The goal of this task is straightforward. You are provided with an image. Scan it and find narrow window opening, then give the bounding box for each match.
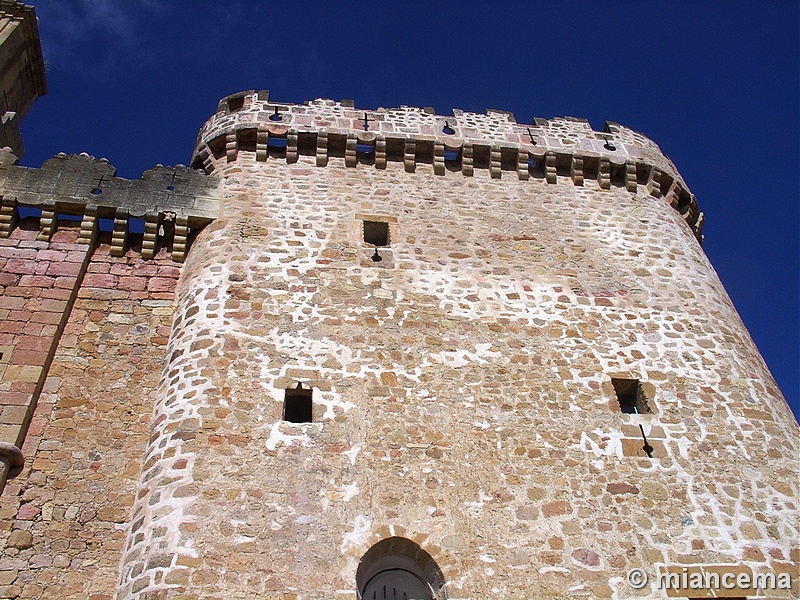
[126,217,145,253]
[610,164,625,187]
[328,134,347,158]
[444,148,461,172]
[636,162,649,184]
[363,220,389,247]
[582,157,600,181]
[56,213,80,222]
[612,378,651,414]
[414,140,434,165]
[602,135,616,151]
[283,383,312,423]
[555,156,571,177]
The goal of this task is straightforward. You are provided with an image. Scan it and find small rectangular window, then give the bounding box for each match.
[612,378,651,414]
[283,384,312,423]
[363,220,389,247]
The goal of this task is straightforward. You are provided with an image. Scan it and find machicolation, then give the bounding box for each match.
[190,90,703,243]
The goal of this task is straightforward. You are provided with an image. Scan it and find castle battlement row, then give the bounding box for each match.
[0,152,219,262]
[190,90,703,240]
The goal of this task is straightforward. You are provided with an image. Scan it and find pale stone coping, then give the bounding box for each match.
[0,154,219,221]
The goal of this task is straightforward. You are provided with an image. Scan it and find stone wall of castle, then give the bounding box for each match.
[0,150,214,599]
[0,222,182,599]
[0,88,797,600]
[112,95,797,599]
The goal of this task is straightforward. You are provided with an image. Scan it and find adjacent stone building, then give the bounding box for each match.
[0,3,797,599]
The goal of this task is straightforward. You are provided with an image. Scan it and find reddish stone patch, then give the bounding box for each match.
[45,261,82,277]
[83,273,117,288]
[16,503,40,520]
[542,500,571,517]
[147,277,177,293]
[607,482,640,495]
[572,547,601,567]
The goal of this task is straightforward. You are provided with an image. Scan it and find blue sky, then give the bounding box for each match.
[19,1,799,421]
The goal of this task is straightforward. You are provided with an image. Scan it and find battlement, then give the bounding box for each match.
[0,152,219,261]
[191,90,703,240]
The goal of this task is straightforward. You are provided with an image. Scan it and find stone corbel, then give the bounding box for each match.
[517,149,529,181]
[545,152,557,184]
[433,141,445,176]
[316,131,328,167]
[597,158,611,190]
[286,129,299,163]
[141,211,159,260]
[225,131,237,163]
[172,214,188,263]
[0,196,17,238]
[404,139,416,173]
[110,207,128,257]
[625,160,638,192]
[76,204,98,247]
[345,133,357,168]
[570,156,584,186]
[36,201,56,241]
[256,128,268,162]
[461,142,473,177]
[490,145,502,179]
[374,136,386,169]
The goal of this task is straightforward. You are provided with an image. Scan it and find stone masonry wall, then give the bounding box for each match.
[118,147,798,599]
[0,222,91,451]
[0,229,181,599]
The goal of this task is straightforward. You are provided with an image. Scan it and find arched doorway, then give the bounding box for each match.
[356,537,446,599]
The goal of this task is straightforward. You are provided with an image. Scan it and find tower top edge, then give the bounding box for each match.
[194,90,676,170]
[189,90,703,242]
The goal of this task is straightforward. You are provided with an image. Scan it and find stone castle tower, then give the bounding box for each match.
[0,3,797,599]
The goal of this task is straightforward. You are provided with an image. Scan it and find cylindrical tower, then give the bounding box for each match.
[117,91,798,599]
